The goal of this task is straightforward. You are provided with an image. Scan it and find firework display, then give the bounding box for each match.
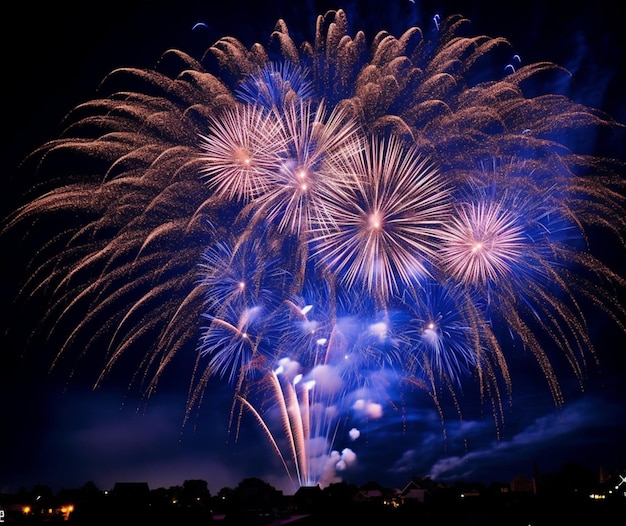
[2,9,625,489]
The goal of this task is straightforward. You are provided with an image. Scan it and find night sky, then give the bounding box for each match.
[1,0,625,496]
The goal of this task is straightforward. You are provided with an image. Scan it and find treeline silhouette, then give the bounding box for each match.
[2,462,624,525]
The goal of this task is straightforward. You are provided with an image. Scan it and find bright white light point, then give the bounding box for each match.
[301,305,313,315]
[297,169,308,191]
[428,322,435,330]
[316,338,327,345]
[242,333,248,339]
[369,212,382,229]
[233,146,252,167]
[238,281,245,289]
[304,380,315,390]
[275,365,284,375]
[294,374,302,385]
[472,242,483,252]
[348,428,360,441]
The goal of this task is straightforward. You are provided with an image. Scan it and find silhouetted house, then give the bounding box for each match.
[109,481,151,517]
[294,485,323,513]
[353,487,385,505]
[399,479,427,504]
[510,475,534,493]
[353,481,399,507]
[454,481,482,499]
[488,481,511,494]
[111,482,150,501]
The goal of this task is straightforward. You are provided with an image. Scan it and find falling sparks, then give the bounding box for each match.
[2,8,625,490]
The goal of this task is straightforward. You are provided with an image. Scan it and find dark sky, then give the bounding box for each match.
[1,0,625,496]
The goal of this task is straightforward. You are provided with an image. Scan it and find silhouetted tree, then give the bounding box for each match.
[322,481,359,503]
[182,479,211,506]
[219,477,282,523]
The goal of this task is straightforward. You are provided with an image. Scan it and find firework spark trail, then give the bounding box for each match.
[2,9,626,489]
[439,199,528,286]
[199,103,288,203]
[401,279,483,386]
[247,100,363,238]
[310,134,450,303]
